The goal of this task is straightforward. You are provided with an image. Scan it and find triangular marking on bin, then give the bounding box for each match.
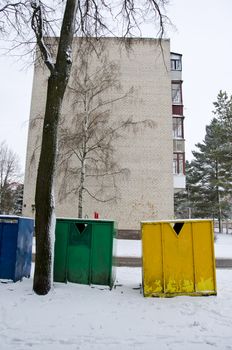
[172,222,184,236]
[75,223,87,234]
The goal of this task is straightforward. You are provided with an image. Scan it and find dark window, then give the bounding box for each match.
[173,153,185,174]
[171,58,182,71]
[173,117,184,138]
[172,105,183,115]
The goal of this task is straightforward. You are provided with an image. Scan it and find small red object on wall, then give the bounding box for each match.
[94,212,99,219]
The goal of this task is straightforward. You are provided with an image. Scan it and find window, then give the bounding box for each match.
[172,82,182,104]
[171,58,182,71]
[173,153,185,174]
[171,53,182,71]
[172,105,183,116]
[173,117,184,138]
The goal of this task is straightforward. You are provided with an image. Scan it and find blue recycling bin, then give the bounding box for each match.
[0,215,34,282]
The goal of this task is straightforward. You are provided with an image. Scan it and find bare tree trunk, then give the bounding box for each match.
[78,99,88,218]
[215,162,222,233]
[218,196,222,233]
[78,158,85,218]
[33,75,65,294]
[33,0,78,295]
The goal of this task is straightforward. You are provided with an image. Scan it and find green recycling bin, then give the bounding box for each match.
[53,218,117,288]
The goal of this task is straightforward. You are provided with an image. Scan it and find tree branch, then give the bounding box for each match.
[83,186,116,203]
[31,2,55,73]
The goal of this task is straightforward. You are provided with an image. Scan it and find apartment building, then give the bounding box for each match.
[23,38,185,229]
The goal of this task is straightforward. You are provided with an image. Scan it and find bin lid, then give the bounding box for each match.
[56,216,115,223]
[141,219,213,224]
[0,215,34,221]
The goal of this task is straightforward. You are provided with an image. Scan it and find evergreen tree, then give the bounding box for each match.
[191,119,229,221]
[213,91,232,200]
[13,184,24,215]
[175,91,232,228]
[213,91,232,135]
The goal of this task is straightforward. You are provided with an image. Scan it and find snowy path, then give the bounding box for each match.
[1,268,232,350]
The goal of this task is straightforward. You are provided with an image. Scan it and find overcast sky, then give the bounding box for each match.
[0,0,232,171]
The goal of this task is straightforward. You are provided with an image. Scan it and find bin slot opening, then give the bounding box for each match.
[171,222,184,236]
[75,223,87,234]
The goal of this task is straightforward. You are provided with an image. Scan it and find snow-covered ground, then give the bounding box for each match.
[214,233,232,259]
[116,232,232,259]
[32,232,232,258]
[1,234,232,350]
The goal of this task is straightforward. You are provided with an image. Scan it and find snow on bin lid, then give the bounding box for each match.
[141,219,213,224]
[0,215,34,222]
[56,216,115,223]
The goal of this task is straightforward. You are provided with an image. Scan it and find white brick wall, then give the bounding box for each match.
[23,38,174,229]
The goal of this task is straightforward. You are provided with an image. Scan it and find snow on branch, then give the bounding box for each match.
[31,1,55,73]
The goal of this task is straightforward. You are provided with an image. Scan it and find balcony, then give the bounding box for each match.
[174,174,186,192]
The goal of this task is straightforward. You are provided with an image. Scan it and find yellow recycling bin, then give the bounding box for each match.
[141,219,217,297]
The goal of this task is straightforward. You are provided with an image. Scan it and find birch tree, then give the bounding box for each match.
[58,43,133,217]
[0,141,21,214]
[59,42,156,217]
[0,0,169,295]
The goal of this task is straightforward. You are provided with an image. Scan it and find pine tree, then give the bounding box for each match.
[13,184,24,215]
[213,91,232,201]
[213,91,232,135]
[175,92,232,229]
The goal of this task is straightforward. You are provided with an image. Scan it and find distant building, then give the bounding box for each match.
[23,38,185,229]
